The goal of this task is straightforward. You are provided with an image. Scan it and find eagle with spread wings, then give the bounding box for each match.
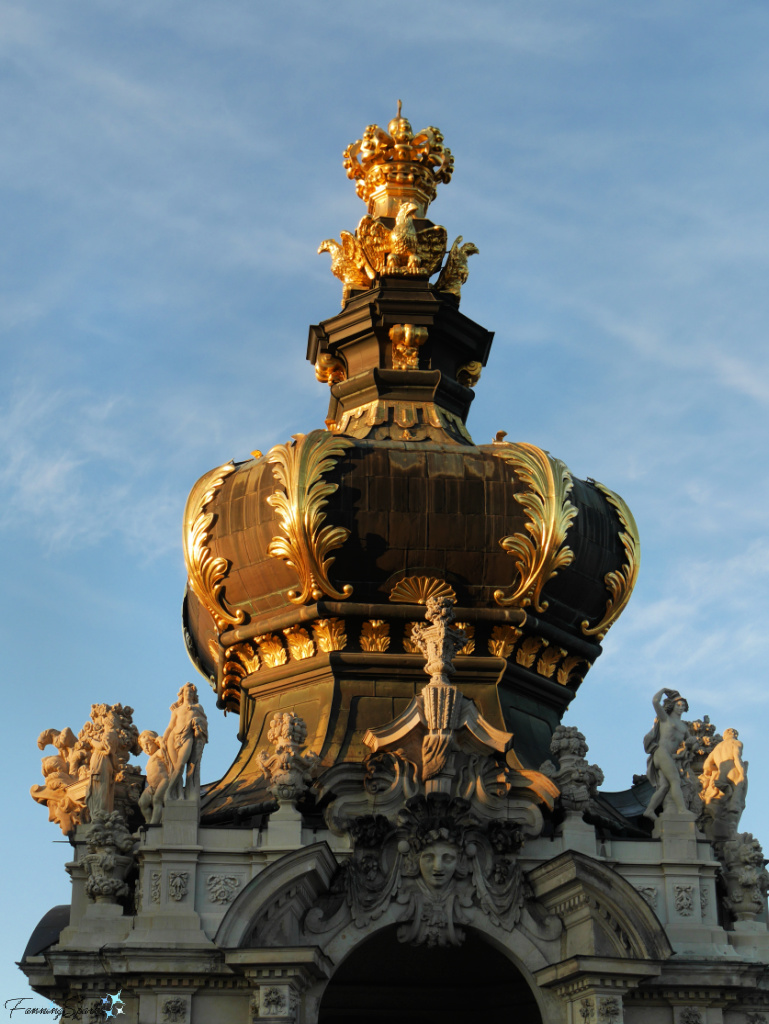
[357,202,447,276]
[319,201,448,300]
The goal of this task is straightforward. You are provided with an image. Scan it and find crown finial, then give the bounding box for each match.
[343,107,454,219]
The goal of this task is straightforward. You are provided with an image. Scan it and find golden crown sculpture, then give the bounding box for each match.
[320,103,477,306]
[343,100,454,219]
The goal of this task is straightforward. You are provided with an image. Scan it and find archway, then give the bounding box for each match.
[318,926,543,1024]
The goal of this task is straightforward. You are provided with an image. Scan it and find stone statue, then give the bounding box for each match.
[163,683,209,801]
[721,832,769,923]
[698,728,748,841]
[32,703,141,833]
[539,725,604,813]
[85,705,121,817]
[138,730,171,825]
[30,756,82,834]
[643,688,691,819]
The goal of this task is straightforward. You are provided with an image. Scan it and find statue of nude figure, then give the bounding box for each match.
[138,730,170,824]
[643,688,691,819]
[163,683,208,802]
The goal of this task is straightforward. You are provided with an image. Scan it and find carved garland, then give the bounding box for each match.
[491,442,578,612]
[266,430,355,604]
[581,480,640,641]
[182,462,247,633]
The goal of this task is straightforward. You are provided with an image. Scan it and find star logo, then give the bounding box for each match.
[103,991,125,1019]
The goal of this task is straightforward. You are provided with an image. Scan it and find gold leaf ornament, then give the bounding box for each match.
[183,462,247,633]
[360,620,391,652]
[266,431,355,605]
[492,443,578,612]
[389,576,456,605]
[312,618,348,652]
[581,481,640,641]
[487,625,521,659]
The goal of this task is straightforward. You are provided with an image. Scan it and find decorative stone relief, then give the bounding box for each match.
[168,871,189,902]
[150,870,161,903]
[539,725,604,813]
[307,793,526,948]
[674,884,694,917]
[257,712,321,803]
[597,997,623,1023]
[700,886,709,917]
[409,596,474,779]
[578,997,596,1022]
[261,987,287,1016]
[679,1010,704,1024]
[635,885,658,910]
[31,703,141,833]
[161,997,188,1023]
[83,811,135,903]
[206,874,241,905]
[318,598,558,841]
[721,833,769,923]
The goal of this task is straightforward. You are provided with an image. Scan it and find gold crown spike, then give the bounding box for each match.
[343,101,454,219]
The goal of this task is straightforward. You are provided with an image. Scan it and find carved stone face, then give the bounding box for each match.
[418,841,458,890]
[139,733,159,756]
[180,683,198,704]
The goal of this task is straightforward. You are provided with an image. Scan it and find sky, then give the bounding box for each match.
[2,0,769,1004]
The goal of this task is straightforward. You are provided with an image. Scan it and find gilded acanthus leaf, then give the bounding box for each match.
[491,442,578,612]
[360,620,390,652]
[536,645,566,679]
[255,633,287,669]
[454,622,475,655]
[390,576,456,605]
[556,655,586,687]
[581,481,640,641]
[183,461,247,633]
[312,618,348,653]
[266,430,354,605]
[283,626,315,661]
[516,636,545,669]
[487,624,521,659]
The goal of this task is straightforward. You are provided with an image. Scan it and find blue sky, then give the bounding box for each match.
[3,0,769,1002]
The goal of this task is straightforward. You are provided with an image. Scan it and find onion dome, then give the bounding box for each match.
[182,106,639,817]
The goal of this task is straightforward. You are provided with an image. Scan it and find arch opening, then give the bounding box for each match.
[318,926,544,1024]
